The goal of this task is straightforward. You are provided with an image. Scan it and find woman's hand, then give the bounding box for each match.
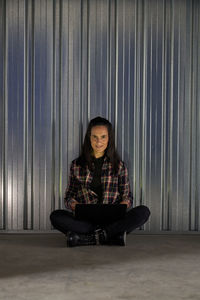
[71,200,79,211]
[120,201,128,207]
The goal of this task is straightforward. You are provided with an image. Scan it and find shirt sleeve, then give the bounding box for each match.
[118,162,133,208]
[64,161,79,210]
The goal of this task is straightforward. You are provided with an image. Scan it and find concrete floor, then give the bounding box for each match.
[0,234,200,300]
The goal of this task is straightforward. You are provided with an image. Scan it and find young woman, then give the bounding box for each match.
[50,116,150,247]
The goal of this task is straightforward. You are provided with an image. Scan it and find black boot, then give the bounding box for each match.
[98,229,126,246]
[109,232,126,246]
[66,231,96,247]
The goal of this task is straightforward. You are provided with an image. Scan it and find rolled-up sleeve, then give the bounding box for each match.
[118,162,133,208]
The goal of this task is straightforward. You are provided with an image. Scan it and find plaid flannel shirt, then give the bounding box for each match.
[64,156,133,211]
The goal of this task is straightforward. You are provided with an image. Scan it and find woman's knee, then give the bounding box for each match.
[50,209,68,223]
[133,205,151,219]
[141,205,150,218]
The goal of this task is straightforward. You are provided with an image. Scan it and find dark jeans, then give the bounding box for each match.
[50,205,150,238]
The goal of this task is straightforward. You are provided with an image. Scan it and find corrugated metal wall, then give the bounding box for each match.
[0,0,200,232]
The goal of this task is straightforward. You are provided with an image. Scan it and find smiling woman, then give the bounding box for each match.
[90,126,109,158]
[50,116,150,247]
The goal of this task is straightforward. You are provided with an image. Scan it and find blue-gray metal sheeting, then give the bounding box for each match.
[0,0,200,232]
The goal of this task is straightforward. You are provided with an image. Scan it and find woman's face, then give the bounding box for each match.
[90,125,109,158]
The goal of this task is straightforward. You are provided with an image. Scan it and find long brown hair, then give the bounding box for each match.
[77,116,120,173]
